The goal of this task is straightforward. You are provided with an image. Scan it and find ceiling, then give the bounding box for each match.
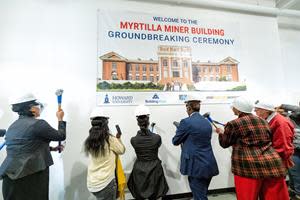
[214,0,300,10]
[276,0,300,10]
[129,0,300,19]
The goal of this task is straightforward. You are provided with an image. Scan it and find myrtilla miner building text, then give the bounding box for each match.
[100,45,239,85]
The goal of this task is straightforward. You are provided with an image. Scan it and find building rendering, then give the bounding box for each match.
[192,57,239,82]
[99,45,239,84]
[157,45,193,85]
[100,52,159,82]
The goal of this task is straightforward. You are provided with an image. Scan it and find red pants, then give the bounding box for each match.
[234,175,289,200]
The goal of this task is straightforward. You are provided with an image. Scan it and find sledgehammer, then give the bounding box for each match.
[55,89,64,153]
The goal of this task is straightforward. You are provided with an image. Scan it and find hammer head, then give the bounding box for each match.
[202,112,210,118]
[55,89,64,105]
[0,129,6,137]
[202,112,214,123]
[173,121,179,128]
[151,122,156,127]
[55,89,64,96]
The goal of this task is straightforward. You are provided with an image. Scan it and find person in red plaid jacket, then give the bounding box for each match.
[216,96,289,200]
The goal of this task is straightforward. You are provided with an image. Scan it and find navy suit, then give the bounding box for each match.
[172,112,219,200]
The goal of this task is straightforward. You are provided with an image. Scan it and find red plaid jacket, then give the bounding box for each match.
[219,113,286,178]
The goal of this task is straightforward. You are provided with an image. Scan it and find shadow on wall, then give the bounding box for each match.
[155,124,181,180]
[64,162,94,200]
[226,147,234,187]
[160,143,181,180]
[49,153,65,200]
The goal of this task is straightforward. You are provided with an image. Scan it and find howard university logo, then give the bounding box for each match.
[104,94,110,104]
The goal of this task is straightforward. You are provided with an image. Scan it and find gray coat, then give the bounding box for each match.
[0,116,66,179]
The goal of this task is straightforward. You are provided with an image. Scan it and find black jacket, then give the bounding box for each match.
[0,116,66,179]
[128,130,169,199]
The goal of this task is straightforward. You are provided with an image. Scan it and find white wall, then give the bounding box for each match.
[0,0,298,199]
[278,17,300,105]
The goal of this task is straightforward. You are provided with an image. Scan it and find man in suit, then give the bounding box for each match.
[172,96,219,200]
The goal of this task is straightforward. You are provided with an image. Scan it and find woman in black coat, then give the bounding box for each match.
[0,93,66,200]
[128,105,169,200]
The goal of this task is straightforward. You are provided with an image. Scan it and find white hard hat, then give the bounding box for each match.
[11,93,37,105]
[231,96,253,113]
[254,100,275,112]
[184,94,201,103]
[134,105,150,116]
[90,107,109,119]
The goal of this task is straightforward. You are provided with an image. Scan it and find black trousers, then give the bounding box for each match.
[2,167,49,200]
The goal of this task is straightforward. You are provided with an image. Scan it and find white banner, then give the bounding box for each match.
[96,91,246,106]
[97,10,245,105]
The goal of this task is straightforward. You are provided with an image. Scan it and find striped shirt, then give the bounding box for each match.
[219,113,286,178]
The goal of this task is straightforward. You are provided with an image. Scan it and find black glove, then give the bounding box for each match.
[173,121,179,128]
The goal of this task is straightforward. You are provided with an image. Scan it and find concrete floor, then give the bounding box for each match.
[125,192,236,200]
[174,192,236,200]
[208,192,236,200]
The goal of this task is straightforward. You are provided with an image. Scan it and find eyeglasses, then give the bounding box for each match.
[31,104,44,113]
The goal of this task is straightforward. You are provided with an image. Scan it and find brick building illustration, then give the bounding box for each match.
[99,45,239,84]
[100,52,159,82]
[192,57,239,82]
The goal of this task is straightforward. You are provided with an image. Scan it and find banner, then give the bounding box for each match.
[97,10,246,105]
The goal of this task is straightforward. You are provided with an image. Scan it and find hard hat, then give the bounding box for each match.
[231,96,253,113]
[11,93,38,105]
[184,94,201,103]
[134,105,150,116]
[254,100,275,112]
[90,107,109,119]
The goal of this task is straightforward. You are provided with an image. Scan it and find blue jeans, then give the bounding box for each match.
[92,179,116,200]
[289,153,300,195]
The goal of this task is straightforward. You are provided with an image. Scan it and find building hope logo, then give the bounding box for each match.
[145,93,167,104]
